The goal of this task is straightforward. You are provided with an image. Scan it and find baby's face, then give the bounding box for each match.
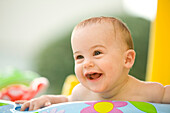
[71,22,126,93]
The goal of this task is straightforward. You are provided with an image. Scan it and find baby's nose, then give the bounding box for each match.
[83,60,94,68]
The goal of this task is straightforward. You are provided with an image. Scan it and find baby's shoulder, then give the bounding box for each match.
[144,82,164,92]
[72,83,87,93]
[70,83,90,101]
[143,82,165,102]
[129,76,164,94]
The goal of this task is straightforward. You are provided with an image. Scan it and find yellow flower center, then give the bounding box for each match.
[94,102,114,113]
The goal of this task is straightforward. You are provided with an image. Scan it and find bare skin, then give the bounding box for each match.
[16,76,170,111]
[70,76,166,103]
[16,18,170,111]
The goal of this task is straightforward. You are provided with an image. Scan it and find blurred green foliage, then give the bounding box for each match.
[0,68,40,90]
[33,15,150,94]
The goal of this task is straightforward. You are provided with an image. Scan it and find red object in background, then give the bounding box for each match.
[0,77,49,101]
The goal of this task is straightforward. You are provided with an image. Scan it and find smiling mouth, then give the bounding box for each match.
[86,73,102,80]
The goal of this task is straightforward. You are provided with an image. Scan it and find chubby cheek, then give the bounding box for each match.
[100,59,116,72]
[100,59,122,78]
[74,64,84,81]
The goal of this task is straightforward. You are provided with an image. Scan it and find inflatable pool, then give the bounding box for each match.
[0,100,170,113]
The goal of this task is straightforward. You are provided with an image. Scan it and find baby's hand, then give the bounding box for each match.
[15,95,52,111]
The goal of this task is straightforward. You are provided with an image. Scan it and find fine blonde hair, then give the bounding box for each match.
[73,16,134,50]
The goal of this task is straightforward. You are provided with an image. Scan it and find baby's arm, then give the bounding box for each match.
[162,85,170,103]
[15,95,68,111]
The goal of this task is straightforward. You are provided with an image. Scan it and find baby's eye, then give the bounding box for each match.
[76,55,84,59]
[94,51,102,56]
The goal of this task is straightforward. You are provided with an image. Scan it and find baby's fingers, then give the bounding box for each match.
[33,104,41,111]
[28,103,34,111]
[15,100,27,104]
[44,101,52,107]
[20,102,30,111]
[29,101,51,111]
[28,102,41,111]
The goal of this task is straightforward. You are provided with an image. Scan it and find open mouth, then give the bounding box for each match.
[86,73,102,80]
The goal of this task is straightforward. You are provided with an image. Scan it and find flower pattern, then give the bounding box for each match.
[42,108,65,113]
[81,100,128,113]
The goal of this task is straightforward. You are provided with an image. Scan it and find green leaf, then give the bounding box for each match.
[130,101,157,113]
[0,103,9,106]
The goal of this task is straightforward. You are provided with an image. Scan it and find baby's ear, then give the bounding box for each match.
[123,49,136,69]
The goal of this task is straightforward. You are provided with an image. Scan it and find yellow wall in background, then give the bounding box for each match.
[146,0,170,85]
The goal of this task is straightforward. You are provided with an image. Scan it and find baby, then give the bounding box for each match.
[16,17,170,111]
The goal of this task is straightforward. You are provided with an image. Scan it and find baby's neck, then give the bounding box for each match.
[96,75,131,100]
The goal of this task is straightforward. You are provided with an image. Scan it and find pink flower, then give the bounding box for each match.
[81,100,128,113]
